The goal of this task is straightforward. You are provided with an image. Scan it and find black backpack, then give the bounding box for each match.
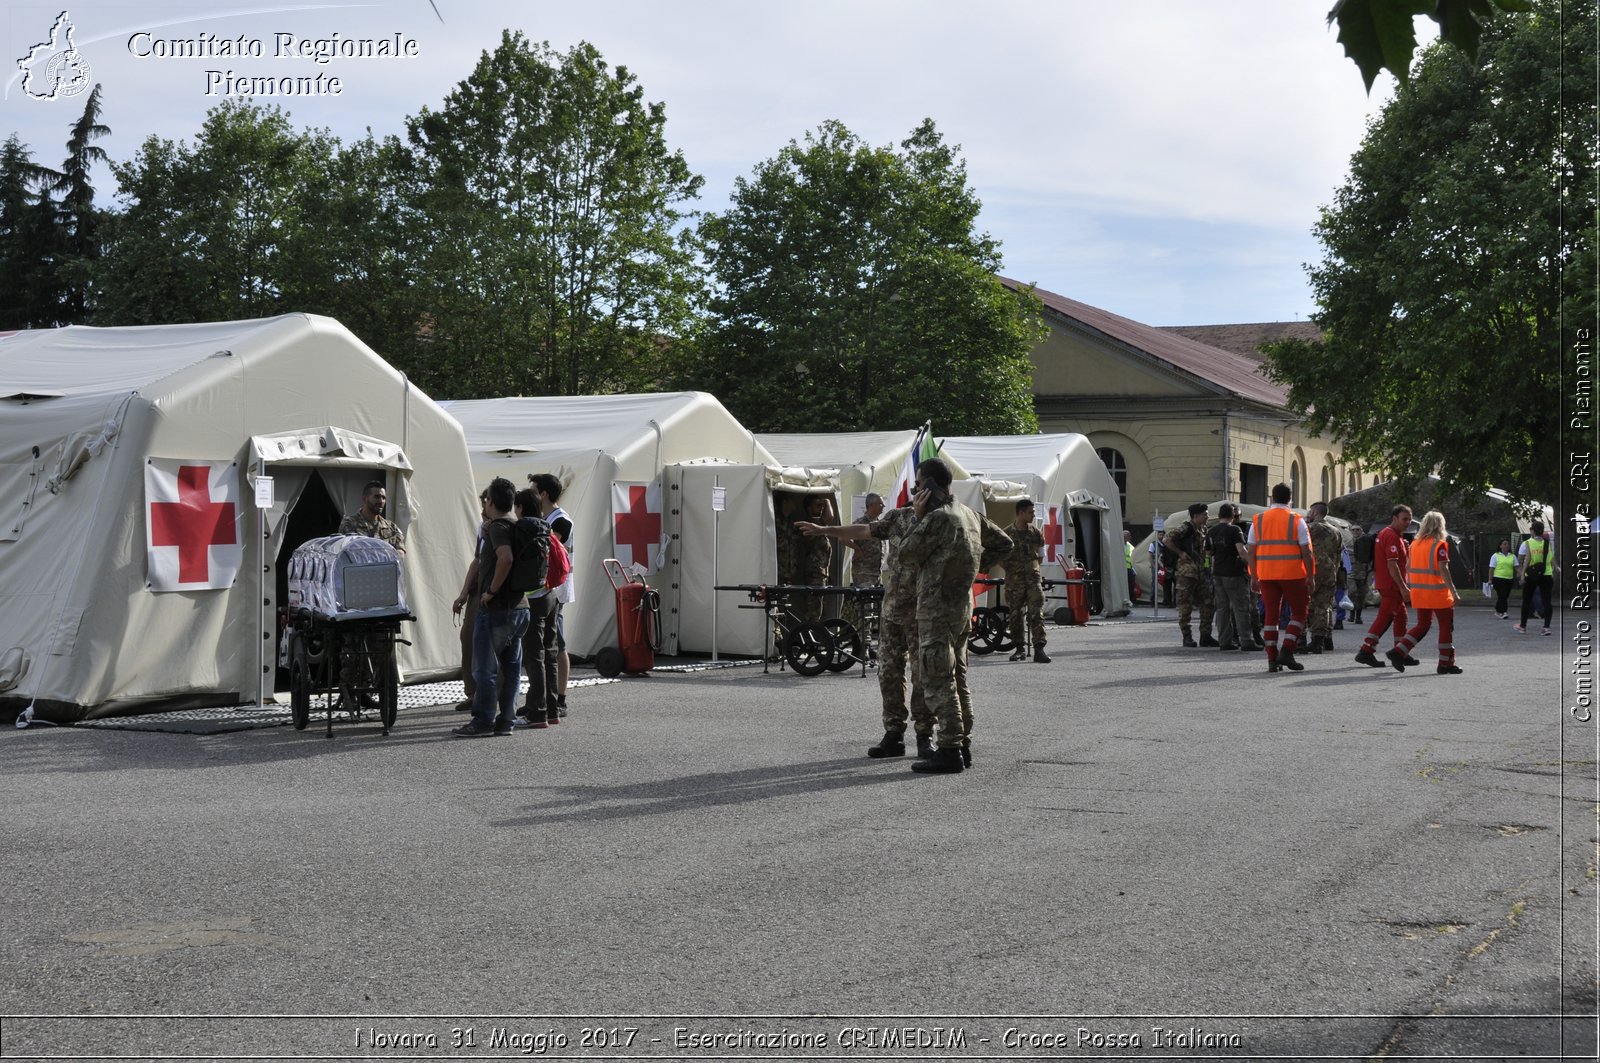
[507,515,551,594]
[1353,532,1375,566]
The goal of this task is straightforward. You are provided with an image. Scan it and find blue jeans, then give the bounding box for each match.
[472,605,529,727]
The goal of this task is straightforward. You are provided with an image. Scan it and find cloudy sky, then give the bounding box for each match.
[2,0,1410,326]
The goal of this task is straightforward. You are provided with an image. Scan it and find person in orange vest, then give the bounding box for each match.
[1385,510,1461,673]
[1246,482,1316,672]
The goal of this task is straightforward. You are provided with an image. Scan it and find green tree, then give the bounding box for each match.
[0,135,63,328]
[45,83,110,322]
[1265,0,1592,505]
[1330,0,1532,91]
[684,119,1041,435]
[405,33,705,398]
[96,101,343,324]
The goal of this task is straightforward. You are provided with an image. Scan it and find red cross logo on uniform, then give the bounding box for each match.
[1042,505,1064,563]
[614,484,662,568]
[150,464,237,584]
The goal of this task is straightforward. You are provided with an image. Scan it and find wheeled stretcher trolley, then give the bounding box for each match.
[281,535,413,737]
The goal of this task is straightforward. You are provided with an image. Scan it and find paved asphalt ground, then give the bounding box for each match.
[2,603,1596,1062]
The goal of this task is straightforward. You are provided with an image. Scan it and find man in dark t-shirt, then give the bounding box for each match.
[1207,503,1252,651]
[451,477,529,736]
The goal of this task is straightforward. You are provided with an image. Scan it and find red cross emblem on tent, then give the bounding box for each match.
[612,482,664,571]
[1042,504,1064,563]
[145,460,241,590]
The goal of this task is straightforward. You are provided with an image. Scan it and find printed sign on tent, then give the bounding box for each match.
[612,480,668,572]
[145,458,242,591]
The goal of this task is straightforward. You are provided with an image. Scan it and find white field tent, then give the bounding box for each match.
[0,315,477,723]
[937,434,1131,616]
[442,393,840,659]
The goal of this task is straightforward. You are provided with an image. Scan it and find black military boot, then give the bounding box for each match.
[915,733,934,759]
[1033,646,1051,663]
[1323,634,1335,651]
[960,740,972,767]
[1308,637,1323,654]
[1008,645,1027,661]
[911,746,964,774]
[1199,633,1219,647]
[866,731,906,758]
[1181,629,1197,648]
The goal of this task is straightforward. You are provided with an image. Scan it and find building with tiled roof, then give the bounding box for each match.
[1007,279,1362,538]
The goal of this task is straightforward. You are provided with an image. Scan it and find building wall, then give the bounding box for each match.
[1029,326,1194,397]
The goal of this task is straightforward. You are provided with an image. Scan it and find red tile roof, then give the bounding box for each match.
[1161,321,1324,360]
[1004,278,1290,409]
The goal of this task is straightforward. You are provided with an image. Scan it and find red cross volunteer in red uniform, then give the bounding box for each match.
[1246,482,1315,672]
[1355,504,1415,668]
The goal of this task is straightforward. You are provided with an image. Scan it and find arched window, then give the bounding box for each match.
[1097,447,1127,515]
[1320,462,1333,503]
[1289,460,1301,505]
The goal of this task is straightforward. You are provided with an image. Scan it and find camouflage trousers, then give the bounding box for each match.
[1176,571,1214,634]
[878,613,932,737]
[1309,580,1337,640]
[840,581,880,633]
[1004,575,1047,647]
[918,606,973,751]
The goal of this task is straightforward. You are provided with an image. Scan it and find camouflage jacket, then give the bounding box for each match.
[338,512,404,551]
[1309,520,1343,586]
[849,535,883,586]
[897,502,982,624]
[1004,522,1045,579]
[1163,521,1207,576]
[872,506,919,622]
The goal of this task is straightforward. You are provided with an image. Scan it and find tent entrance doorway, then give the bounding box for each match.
[263,466,394,695]
[1069,505,1105,614]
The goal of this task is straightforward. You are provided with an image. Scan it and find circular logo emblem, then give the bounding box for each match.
[44,49,92,98]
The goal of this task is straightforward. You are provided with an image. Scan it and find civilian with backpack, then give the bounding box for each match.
[532,473,575,716]
[451,478,529,737]
[1515,520,1555,635]
[511,488,561,729]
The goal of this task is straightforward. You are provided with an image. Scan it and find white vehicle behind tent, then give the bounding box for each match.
[938,434,1130,617]
[0,315,476,723]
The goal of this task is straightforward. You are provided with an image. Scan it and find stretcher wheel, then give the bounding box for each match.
[289,641,311,731]
[822,619,862,672]
[988,605,1018,652]
[595,646,626,678]
[783,621,834,676]
[1053,607,1073,626]
[970,606,1011,654]
[378,656,398,734]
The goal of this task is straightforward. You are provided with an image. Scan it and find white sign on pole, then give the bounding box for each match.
[711,486,727,512]
[254,475,274,509]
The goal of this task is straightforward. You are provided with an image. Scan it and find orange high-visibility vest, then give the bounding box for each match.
[1408,536,1452,608]
[1251,508,1308,580]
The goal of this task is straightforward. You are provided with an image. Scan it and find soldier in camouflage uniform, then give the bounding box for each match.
[898,458,983,775]
[1002,499,1051,663]
[338,480,406,553]
[1306,501,1343,653]
[1162,503,1216,647]
[841,493,885,633]
[799,499,933,759]
[797,495,835,620]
